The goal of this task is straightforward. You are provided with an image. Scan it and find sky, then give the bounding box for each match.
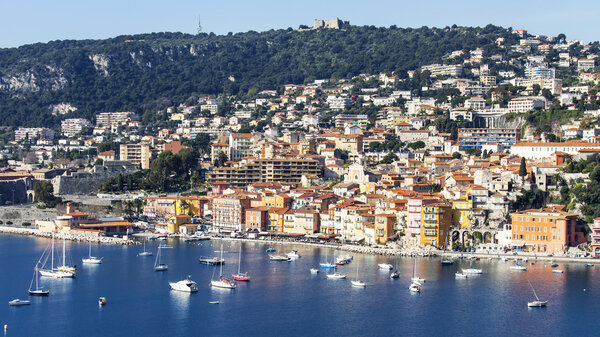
[1,0,599,48]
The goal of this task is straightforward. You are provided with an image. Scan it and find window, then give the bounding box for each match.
[526,234,529,240]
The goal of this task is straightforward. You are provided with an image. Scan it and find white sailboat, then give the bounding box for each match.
[28,263,49,296]
[378,263,393,270]
[527,280,547,307]
[211,245,236,289]
[57,236,76,273]
[154,244,168,271]
[39,233,74,278]
[138,240,153,256]
[411,259,425,284]
[351,259,366,287]
[409,259,422,293]
[462,259,483,274]
[82,242,103,264]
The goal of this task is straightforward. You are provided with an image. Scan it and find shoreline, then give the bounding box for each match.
[0,226,137,245]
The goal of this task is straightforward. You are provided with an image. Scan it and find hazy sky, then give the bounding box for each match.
[1,0,599,48]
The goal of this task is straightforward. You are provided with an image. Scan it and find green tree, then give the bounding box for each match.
[519,157,527,177]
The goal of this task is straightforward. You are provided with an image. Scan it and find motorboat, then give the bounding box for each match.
[584,264,594,267]
[286,250,301,259]
[310,268,320,274]
[335,257,349,265]
[455,272,468,278]
[378,263,393,270]
[320,263,336,268]
[265,247,276,253]
[441,259,454,265]
[198,257,225,265]
[550,263,559,267]
[351,280,366,287]
[510,264,527,271]
[8,299,30,306]
[409,282,421,293]
[82,242,103,264]
[157,236,167,241]
[411,277,425,284]
[326,272,346,279]
[269,255,290,262]
[169,277,199,292]
[209,301,220,304]
[462,267,483,274]
[552,269,564,274]
[390,270,400,279]
[98,297,107,306]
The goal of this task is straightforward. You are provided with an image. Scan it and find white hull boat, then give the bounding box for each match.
[326,273,346,279]
[8,299,30,306]
[310,268,319,274]
[552,269,564,274]
[510,264,527,271]
[211,278,236,289]
[455,272,468,278]
[286,250,301,259]
[82,242,103,264]
[170,277,199,292]
[351,280,366,287]
[409,282,421,293]
[378,263,393,270]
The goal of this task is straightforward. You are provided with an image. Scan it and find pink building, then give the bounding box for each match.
[591,218,600,257]
[406,197,437,238]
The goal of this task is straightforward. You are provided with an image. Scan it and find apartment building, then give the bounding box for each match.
[334,114,368,128]
[96,112,133,127]
[525,67,555,79]
[421,64,464,77]
[510,141,600,159]
[212,194,251,232]
[507,97,546,113]
[458,128,520,149]
[510,206,586,253]
[120,142,151,169]
[420,203,452,249]
[578,59,595,71]
[590,218,600,257]
[14,127,55,142]
[229,133,255,161]
[61,118,91,137]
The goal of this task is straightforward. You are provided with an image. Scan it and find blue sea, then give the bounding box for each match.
[1,234,598,336]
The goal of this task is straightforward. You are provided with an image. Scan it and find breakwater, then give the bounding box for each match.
[0,226,137,245]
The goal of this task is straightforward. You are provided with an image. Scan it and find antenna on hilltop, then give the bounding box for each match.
[197,15,203,34]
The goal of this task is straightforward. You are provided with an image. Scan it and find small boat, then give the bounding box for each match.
[232,247,250,281]
[82,242,103,264]
[154,245,168,271]
[157,236,167,241]
[265,247,276,253]
[169,276,199,292]
[455,272,468,278]
[474,257,480,261]
[351,280,366,287]
[390,270,400,279]
[8,299,30,306]
[551,263,559,268]
[326,272,346,279]
[286,250,301,259]
[29,263,50,296]
[378,263,393,270]
[269,255,290,262]
[198,257,225,265]
[182,236,200,242]
[138,240,153,256]
[510,263,527,271]
[441,259,454,265]
[527,280,547,308]
[462,267,483,274]
[208,301,219,304]
[584,264,594,267]
[487,258,492,261]
[411,277,425,284]
[98,297,107,306]
[211,245,236,289]
[552,269,564,274]
[320,262,336,268]
[409,282,421,293]
[310,268,320,274]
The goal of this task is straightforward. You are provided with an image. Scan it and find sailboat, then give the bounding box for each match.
[154,245,168,271]
[408,259,422,292]
[527,280,547,307]
[39,233,74,278]
[232,246,250,281]
[411,259,425,284]
[28,263,49,296]
[82,242,103,264]
[351,259,366,287]
[462,259,483,274]
[390,257,400,279]
[138,240,153,256]
[57,236,76,273]
[509,262,527,271]
[211,245,236,289]
[320,248,336,268]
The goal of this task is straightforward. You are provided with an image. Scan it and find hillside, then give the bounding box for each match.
[0,24,517,127]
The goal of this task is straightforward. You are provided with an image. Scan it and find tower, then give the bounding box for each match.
[197,15,202,34]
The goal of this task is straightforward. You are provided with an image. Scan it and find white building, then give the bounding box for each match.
[510,141,600,159]
[420,64,463,77]
[507,97,546,113]
[61,118,91,137]
[14,128,55,142]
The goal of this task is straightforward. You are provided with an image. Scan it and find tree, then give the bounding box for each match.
[214,151,228,167]
[519,157,527,177]
[452,152,462,159]
[407,141,426,150]
[34,181,54,204]
[379,152,398,164]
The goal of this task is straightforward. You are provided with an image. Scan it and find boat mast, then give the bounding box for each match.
[237,246,241,274]
[51,232,55,270]
[62,236,66,267]
[528,280,540,301]
[219,244,224,278]
[88,242,92,258]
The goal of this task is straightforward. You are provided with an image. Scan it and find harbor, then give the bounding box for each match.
[2,234,599,336]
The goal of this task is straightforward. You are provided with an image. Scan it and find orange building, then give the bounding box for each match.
[374,214,396,244]
[510,206,587,254]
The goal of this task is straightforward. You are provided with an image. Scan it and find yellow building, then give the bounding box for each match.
[420,203,452,249]
[360,182,376,194]
[167,215,192,234]
[267,208,287,232]
[452,199,473,228]
[261,194,292,209]
[175,197,207,217]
